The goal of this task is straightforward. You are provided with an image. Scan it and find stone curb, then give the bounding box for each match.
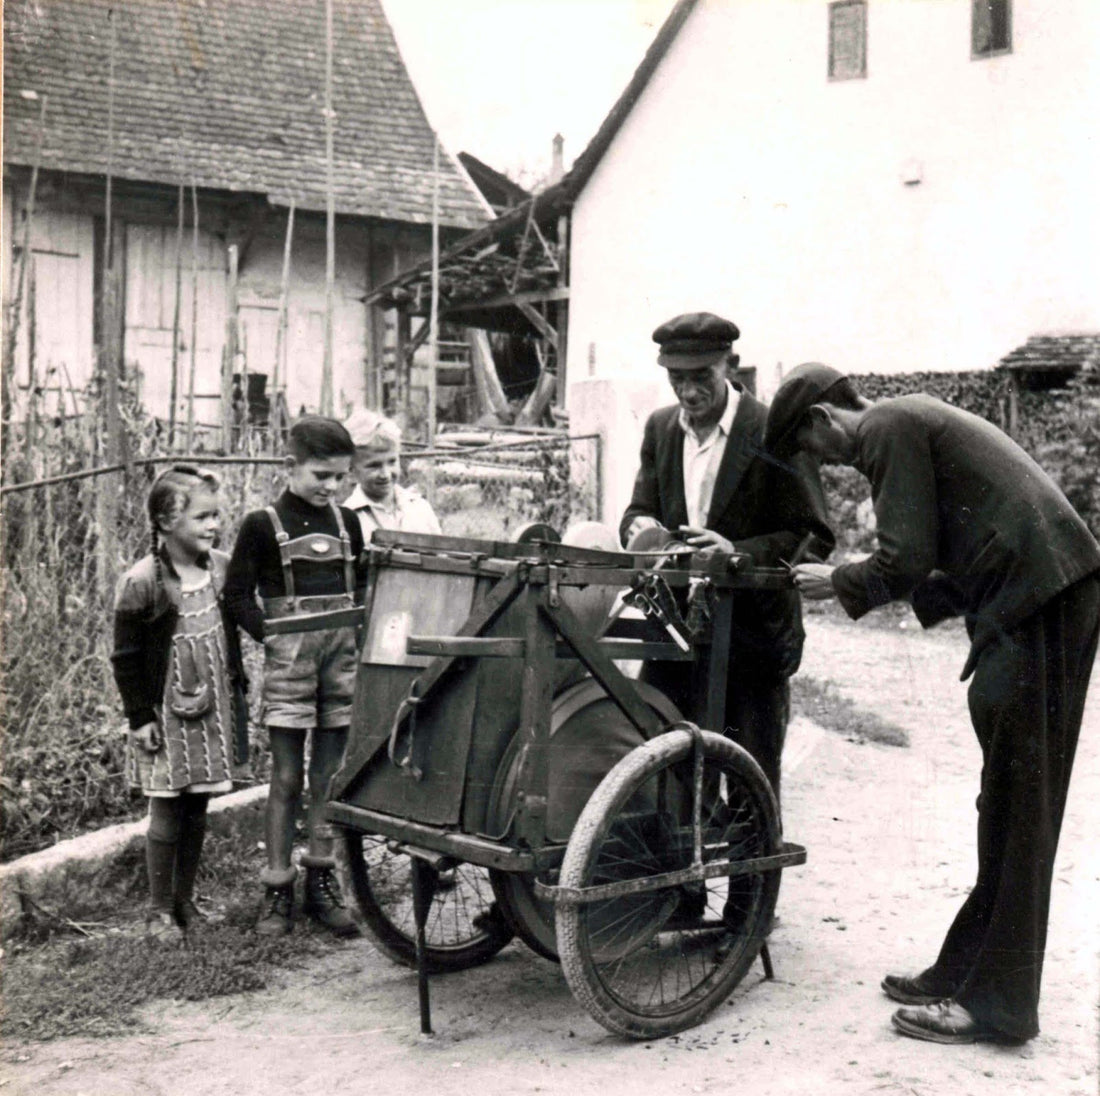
[0,784,269,938]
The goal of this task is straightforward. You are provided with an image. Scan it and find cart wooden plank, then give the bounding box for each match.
[327,567,524,804]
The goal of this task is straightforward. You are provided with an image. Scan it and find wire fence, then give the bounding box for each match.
[0,417,602,861]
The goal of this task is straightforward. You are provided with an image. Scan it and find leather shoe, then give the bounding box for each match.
[881,971,951,1005]
[144,907,185,945]
[891,1000,1024,1045]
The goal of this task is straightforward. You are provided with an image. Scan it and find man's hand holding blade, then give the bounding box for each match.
[625,515,665,543]
[792,562,836,600]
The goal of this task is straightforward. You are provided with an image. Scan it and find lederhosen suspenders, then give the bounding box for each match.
[264,503,355,612]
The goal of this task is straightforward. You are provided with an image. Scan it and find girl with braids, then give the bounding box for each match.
[111,465,248,941]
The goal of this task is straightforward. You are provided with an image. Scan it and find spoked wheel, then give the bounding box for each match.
[343,831,513,972]
[555,728,781,1039]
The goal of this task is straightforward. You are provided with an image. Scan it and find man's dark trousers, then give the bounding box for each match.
[925,574,1100,1040]
[641,661,789,803]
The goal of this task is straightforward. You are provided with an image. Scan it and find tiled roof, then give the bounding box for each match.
[997,334,1100,372]
[3,0,488,230]
[457,152,530,213]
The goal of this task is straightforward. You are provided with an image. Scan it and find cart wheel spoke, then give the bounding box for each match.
[343,832,513,973]
[556,729,781,1039]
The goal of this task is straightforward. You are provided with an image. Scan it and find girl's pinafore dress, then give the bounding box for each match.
[128,574,235,797]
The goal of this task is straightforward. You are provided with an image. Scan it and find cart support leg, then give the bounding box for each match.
[759,941,774,980]
[411,857,437,1034]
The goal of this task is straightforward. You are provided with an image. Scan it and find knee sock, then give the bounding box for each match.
[266,725,307,869]
[307,725,349,851]
[173,794,210,906]
[146,798,183,912]
[146,837,176,912]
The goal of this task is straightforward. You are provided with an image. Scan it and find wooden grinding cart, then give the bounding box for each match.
[315,528,807,1039]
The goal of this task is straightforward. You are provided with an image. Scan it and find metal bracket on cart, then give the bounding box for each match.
[533,843,808,905]
[622,572,692,651]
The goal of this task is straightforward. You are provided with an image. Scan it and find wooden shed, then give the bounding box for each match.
[2,0,489,436]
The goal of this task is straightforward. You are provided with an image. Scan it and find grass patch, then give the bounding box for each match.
[802,595,967,637]
[1,827,350,1042]
[1,918,329,1042]
[802,596,914,630]
[791,674,909,748]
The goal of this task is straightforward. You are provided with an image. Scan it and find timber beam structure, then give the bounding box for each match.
[366,185,572,344]
[370,182,573,418]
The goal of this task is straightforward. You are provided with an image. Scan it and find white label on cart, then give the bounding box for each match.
[375,610,412,664]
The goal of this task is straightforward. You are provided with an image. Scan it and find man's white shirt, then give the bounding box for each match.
[678,380,739,528]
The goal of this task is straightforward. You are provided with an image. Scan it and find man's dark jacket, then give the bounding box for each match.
[621,388,834,678]
[831,394,1100,676]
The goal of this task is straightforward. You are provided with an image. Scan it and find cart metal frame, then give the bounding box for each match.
[316,529,807,1038]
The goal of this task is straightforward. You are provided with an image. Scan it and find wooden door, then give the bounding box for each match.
[6,207,95,417]
[124,224,226,423]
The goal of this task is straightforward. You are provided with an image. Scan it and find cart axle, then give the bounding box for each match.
[535,841,806,905]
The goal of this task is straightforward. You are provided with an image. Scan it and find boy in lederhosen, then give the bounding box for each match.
[225,416,367,936]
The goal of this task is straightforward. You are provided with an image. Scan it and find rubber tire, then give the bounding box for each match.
[343,830,513,973]
[556,729,780,1039]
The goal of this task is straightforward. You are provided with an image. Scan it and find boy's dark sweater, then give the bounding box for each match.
[225,489,367,642]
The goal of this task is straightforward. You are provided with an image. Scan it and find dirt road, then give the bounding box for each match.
[4,615,1098,1096]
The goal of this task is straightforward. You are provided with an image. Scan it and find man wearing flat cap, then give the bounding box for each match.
[621,312,833,803]
[765,363,1100,1046]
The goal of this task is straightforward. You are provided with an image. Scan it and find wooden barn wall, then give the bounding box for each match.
[2,191,96,417]
[123,222,227,427]
[2,171,434,429]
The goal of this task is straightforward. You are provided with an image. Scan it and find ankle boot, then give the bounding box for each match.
[301,855,359,938]
[175,897,208,932]
[144,905,186,944]
[256,866,297,937]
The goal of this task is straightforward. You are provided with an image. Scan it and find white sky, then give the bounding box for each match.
[381,0,677,183]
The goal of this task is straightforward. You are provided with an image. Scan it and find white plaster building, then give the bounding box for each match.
[563,0,1100,523]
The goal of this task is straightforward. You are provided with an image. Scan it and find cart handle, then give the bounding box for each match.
[387,680,423,779]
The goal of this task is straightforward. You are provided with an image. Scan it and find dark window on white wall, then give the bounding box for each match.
[829,1,867,80]
[972,0,1012,57]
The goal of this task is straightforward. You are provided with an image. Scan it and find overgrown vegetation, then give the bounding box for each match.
[1,828,342,1042]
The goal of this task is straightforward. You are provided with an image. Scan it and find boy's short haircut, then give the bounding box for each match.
[344,407,402,453]
[287,416,356,462]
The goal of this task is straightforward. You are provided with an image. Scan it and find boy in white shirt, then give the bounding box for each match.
[342,408,442,540]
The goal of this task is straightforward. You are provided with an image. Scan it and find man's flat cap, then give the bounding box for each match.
[764,362,849,456]
[653,312,739,370]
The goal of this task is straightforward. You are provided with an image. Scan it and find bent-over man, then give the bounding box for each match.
[765,362,1100,1045]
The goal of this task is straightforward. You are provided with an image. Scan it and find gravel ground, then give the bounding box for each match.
[3,614,1097,1096]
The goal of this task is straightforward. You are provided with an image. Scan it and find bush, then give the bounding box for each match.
[820,369,1100,554]
[852,369,1012,424]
